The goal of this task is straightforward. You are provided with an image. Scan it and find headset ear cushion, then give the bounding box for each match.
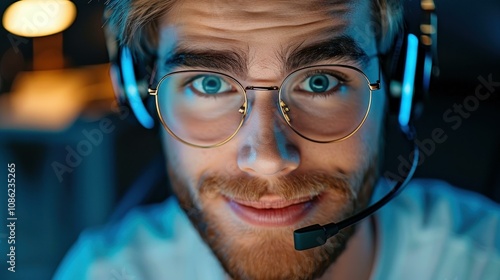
[116,46,156,129]
[383,32,407,116]
[384,31,428,127]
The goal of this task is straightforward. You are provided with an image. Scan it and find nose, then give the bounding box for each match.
[237,89,300,177]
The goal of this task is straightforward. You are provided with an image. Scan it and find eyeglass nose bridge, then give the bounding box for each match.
[236,86,281,117]
[243,85,292,124]
[242,85,281,114]
[245,86,280,91]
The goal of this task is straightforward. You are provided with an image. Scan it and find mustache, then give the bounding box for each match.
[199,172,356,202]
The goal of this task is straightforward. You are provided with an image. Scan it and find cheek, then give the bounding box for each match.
[347,89,386,171]
[301,95,384,176]
[162,132,200,185]
[161,130,236,184]
[297,138,369,182]
[362,88,386,150]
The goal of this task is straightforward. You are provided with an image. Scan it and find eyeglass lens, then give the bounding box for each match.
[155,66,371,146]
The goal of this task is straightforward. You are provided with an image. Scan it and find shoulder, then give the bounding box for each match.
[54,197,224,280]
[373,178,500,280]
[388,178,500,237]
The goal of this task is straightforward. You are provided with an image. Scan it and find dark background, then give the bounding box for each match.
[0,0,499,279]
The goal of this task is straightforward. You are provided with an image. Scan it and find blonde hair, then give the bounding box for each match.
[105,0,403,64]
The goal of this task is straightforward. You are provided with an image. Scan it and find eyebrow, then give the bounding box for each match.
[283,35,370,73]
[163,35,369,78]
[164,47,248,77]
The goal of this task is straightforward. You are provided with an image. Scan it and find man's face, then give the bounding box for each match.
[156,0,385,279]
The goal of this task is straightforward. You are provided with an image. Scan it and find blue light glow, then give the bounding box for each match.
[423,53,433,93]
[121,47,154,129]
[398,34,419,129]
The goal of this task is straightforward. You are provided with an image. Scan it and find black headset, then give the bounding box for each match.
[384,0,439,131]
[104,0,439,250]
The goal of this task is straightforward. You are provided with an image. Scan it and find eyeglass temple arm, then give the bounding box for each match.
[147,64,159,95]
[369,62,382,91]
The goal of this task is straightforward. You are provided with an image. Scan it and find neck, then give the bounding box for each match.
[318,217,377,280]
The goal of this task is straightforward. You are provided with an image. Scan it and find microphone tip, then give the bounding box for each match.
[293,224,327,251]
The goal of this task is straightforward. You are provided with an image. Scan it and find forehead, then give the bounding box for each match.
[167,1,354,35]
[157,0,375,79]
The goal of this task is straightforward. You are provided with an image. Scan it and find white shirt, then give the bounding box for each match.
[54,179,500,280]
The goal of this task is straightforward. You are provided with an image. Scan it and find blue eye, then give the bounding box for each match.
[192,75,232,94]
[299,74,340,93]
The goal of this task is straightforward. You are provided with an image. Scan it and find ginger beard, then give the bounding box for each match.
[167,156,378,280]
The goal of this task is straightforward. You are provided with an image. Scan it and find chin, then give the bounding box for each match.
[186,189,356,280]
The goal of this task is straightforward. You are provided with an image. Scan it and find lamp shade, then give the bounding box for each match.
[2,0,77,37]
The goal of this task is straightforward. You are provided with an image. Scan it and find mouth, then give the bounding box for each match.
[224,195,320,227]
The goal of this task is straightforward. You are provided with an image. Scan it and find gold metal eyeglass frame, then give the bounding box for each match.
[148,64,381,148]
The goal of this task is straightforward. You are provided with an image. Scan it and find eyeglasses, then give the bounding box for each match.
[148,64,381,148]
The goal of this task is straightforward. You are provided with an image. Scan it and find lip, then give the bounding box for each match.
[226,195,318,227]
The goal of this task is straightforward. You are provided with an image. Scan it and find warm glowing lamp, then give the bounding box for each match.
[2,0,77,70]
[2,0,77,37]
